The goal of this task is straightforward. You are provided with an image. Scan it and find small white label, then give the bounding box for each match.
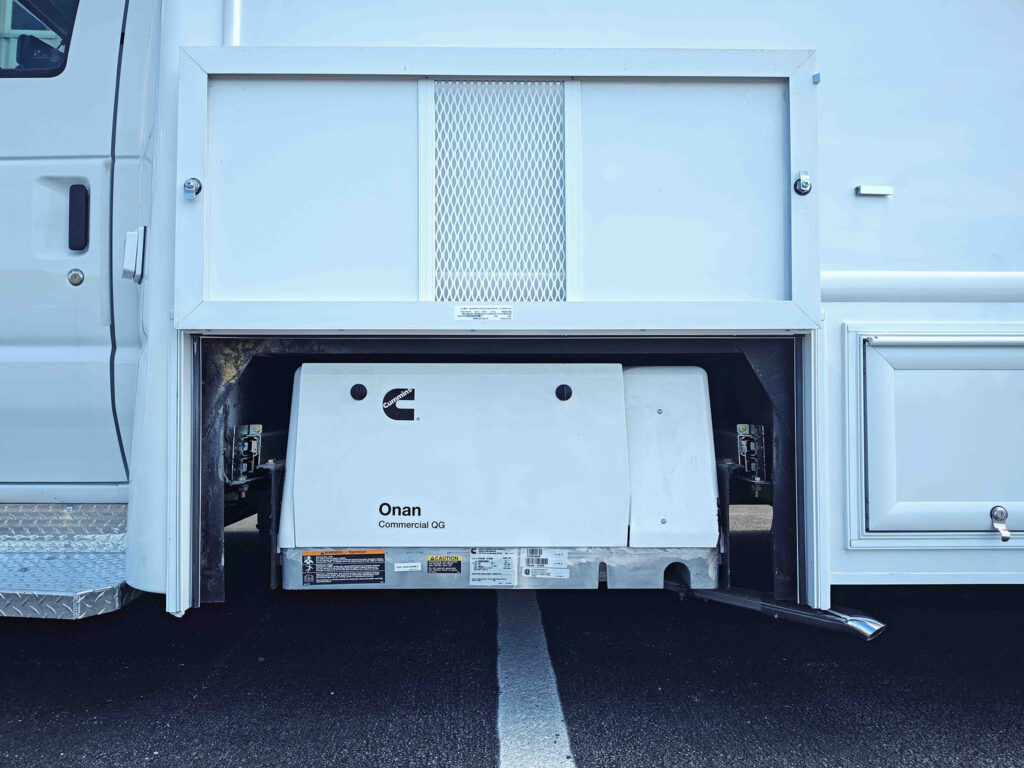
[470,547,518,586]
[455,305,513,321]
[521,548,569,569]
[521,549,570,579]
[524,567,570,579]
[394,561,422,572]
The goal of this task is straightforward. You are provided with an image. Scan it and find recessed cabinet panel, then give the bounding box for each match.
[864,338,1024,532]
[206,78,420,302]
[579,79,789,302]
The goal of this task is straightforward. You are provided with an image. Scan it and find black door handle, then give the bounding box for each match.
[68,184,89,251]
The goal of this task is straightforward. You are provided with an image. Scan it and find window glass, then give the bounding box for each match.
[0,0,80,76]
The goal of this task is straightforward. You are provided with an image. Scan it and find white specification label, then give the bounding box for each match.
[521,548,569,569]
[455,305,513,321]
[521,548,570,579]
[393,561,422,572]
[470,547,518,586]
[524,567,570,579]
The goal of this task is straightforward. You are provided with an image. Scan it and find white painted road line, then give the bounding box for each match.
[496,590,576,768]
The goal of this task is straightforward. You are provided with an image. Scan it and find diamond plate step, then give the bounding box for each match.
[0,552,137,619]
[0,503,127,553]
[0,504,136,619]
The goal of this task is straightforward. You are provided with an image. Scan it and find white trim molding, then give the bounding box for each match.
[823,270,1024,303]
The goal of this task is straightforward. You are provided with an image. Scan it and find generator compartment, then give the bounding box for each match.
[278,363,719,589]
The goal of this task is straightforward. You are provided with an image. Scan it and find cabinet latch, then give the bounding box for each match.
[990,506,1011,542]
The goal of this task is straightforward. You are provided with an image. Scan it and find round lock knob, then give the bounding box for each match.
[794,171,812,196]
[67,269,85,286]
[183,177,203,200]
[555,384,573,401]
[990,506,1011,542]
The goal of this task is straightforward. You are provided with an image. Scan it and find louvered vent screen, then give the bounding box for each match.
[434,80,567,302]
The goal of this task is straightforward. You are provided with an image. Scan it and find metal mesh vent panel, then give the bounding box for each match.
[434,80,566,302]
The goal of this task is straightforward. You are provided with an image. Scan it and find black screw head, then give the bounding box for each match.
[555,384,573,401]
[350,384,367,401]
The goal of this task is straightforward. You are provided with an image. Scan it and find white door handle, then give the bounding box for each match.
[121,227,145,283]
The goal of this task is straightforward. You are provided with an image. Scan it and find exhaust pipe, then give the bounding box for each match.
[692,587,886,641]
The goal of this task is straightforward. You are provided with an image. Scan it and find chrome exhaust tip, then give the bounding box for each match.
[824,609,886,641]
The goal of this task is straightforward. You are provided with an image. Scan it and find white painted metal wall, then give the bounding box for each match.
[163,1,1024,610]
[227,0,1024,275]
[152,0,1024,608]
[6,0,1022,612]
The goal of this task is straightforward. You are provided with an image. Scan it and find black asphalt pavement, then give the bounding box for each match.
[1,520,1023,767]
[0,521,499,768]
[541,586,1024,768]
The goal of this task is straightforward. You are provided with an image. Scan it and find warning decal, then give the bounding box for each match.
[470,548,517,586]
[427,554,462,574]
[301,550,385,585]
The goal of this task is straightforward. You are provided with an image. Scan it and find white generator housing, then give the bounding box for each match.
[278,363,719,590]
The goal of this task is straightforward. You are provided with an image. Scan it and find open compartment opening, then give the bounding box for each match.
[194,336,801,604]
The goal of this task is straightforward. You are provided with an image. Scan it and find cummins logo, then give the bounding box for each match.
[382,387,415,421]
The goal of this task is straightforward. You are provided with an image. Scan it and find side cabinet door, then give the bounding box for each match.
[174,49,819,332]
[0,2,127,482]
[864,336,1024,534]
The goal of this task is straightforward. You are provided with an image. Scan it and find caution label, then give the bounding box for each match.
[427,554,462,574]
[301,550,385,585]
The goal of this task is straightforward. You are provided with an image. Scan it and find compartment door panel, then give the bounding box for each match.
[865,338,1024,532]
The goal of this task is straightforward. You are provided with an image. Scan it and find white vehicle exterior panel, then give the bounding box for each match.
[5,0,1020,611]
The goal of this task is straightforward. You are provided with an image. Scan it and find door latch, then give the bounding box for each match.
[183,177,202,201]
[990,506,1011,542]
